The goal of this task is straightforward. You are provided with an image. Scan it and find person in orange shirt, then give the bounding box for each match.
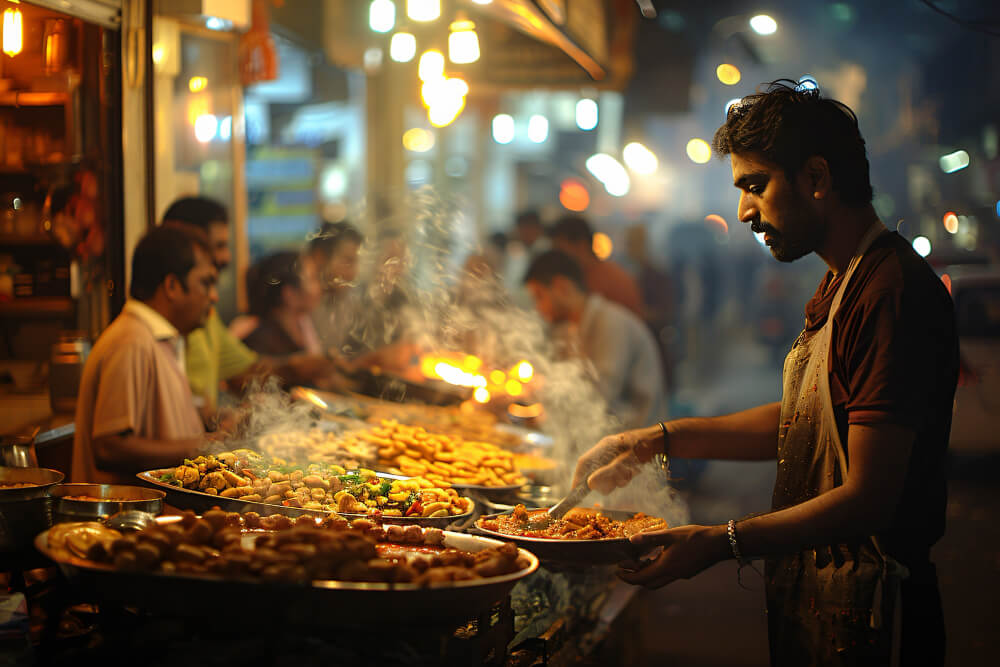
[548,216,644,318]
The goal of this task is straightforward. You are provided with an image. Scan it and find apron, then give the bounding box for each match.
[766,222,908,667]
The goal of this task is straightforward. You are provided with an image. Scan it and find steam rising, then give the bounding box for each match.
[228,187,687,523]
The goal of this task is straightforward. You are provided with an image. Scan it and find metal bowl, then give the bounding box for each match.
[0,466,65,553]
[49,484,164,524]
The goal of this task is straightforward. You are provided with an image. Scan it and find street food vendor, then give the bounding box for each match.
[72,226,217,484]
[573,81,958,666]
[524,249,667,429]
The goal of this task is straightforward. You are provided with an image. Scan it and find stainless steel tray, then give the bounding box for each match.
[35,527,538,626]
[49,483,164,523]
[473,508,645,564]
[136,470,475,529]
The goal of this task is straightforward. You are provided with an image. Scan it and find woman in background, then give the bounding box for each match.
[243,251,323,357]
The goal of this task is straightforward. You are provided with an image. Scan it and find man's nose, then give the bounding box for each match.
[738,193,758,224]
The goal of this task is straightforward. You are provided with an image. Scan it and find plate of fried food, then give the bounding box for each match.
[474,504,668,564]
[36,509,538,626]
[137,451,474,528]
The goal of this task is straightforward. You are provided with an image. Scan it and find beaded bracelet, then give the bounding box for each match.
[727,519,750,567]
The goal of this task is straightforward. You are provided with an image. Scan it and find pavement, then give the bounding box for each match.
[624,333,1000,666]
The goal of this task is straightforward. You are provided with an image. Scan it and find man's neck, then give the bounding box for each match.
[140,295,184,334]
[815,204,881,275]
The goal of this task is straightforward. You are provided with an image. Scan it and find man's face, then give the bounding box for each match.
[731,152,825,263]
[176,247,218,333]
[207,222,231,270]
[527,278,572,324]
[295,255,323,312]
[325,240,361,291]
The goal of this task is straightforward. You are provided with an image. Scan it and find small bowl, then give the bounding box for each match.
[49,483,164,523]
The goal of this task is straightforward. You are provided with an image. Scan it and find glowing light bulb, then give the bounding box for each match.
[576,98,598,130]
[2,8,23,57]
[716,63,741,85]
[448,19,479,64]
[418,49,445,82]
[369,0,395,33]
[686,138,712,164]
[515,361,534,382]
[194,114,219,143]
[188,76,208,93]
[492,114,515,144]
[749,14,777,35]
[623,142,658,174]
[473,387,490,403]
[527,115,549,143]
[407,0,440,22]
[912,236,931,257]
[390,32,416,62]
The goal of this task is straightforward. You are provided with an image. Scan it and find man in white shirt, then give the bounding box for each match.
[72,225,217,483]
[524,249,668,429]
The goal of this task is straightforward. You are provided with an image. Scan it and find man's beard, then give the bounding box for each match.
[754,208,825,263]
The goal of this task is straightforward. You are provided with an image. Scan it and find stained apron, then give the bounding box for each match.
[766,222,909,666]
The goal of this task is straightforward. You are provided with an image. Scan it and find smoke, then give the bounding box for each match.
[255,186,687,523]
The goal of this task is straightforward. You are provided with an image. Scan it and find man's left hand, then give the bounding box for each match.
[618,524,730,588]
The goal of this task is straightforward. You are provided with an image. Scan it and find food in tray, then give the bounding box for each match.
[478,504,667,540]
[62,508,530,584]
[0,481,40,488]
[46,522,123,560]
[158,451,472,517]
[363,403,526,450]
[512,452,558,471]
[256,427,376,469]
[61,495,135,502]
[367,420,527,488]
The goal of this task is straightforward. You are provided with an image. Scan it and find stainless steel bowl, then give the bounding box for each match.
[49,484,164,524]
[0,466,65,553]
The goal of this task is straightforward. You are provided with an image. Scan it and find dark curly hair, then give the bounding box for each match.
[713,80,874,207]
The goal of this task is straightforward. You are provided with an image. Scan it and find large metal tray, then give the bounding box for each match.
[35,527,538,627]
[473,508,647,565]
[136,470,475,529]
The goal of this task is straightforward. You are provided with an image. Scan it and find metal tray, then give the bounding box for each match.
[49,483,164,524]
[473,508,647,564]
[136,470,476,529]
[35,528,538,627]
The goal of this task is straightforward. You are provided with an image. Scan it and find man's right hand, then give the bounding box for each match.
[572,424,663,494]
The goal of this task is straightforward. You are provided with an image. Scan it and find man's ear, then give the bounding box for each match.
[161,273,185,302]
[802,156,832,200]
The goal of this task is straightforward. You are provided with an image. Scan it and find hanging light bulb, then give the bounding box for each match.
[2,7,23,57]
[407,0,440,22]
[369,0,395,33]
[390,31,416,62]
[448,18,479,64]
[418,49,445,81]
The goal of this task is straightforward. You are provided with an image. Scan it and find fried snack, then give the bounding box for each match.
[257,428,376,469]
[363,403,525,450]
[365,420,527,488]
[84,508,529,585]
[478,504,668,540]
[46,522,122,561]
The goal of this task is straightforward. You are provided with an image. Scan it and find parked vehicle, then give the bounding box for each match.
[946,268,1000,453]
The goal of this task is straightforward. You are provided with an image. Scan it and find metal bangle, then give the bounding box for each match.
[658,421,668,456]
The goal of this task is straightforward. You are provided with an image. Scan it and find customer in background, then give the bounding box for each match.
[243,251,323,358]
[548,216,644,318]
[72,226,215,484]
[161,197,259,416]
[303,221,363,359]
[523,249,667,429]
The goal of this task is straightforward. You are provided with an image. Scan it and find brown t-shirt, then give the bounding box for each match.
[803,231,959,564]
[72,305,204,484]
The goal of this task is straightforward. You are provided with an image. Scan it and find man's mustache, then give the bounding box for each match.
[751,221,779,236]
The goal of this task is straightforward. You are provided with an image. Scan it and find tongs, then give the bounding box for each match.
[525,481,591,530]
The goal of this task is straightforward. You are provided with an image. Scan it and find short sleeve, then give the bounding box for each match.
[837,288,930,429]
[91,341,149,439]
[214,314,258,379]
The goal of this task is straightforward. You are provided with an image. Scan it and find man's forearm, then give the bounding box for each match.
[93,434,203,472]
[665,402,780,461]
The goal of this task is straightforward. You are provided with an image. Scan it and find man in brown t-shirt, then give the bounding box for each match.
[72,225,218,484]
[549,215,645,318]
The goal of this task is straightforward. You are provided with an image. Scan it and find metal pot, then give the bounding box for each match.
[49,483,164,524]
[0,467,64,553]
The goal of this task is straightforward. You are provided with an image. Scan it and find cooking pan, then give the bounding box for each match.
[136,469,475,529]
[49,483,165,524]
[473,508,651,565]
[35,527,538,627]
[0,466,64,553]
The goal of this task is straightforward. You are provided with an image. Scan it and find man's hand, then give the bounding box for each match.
[572,425,662,494]
[618,524,729,588]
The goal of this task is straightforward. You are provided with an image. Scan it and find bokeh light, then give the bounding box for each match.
[943,212,959,234]
[592,232,613,260]
[686,138,712,164]
[559,179,590,212]
[623,142,658,174]
[939,150,970,173]
[402,127,434,152]
[913,236,932,257]
[716,64,741,85]
[749,14,777,35]
[576,98,598,130]
[492,114,515,144]
[705,214,729,233]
